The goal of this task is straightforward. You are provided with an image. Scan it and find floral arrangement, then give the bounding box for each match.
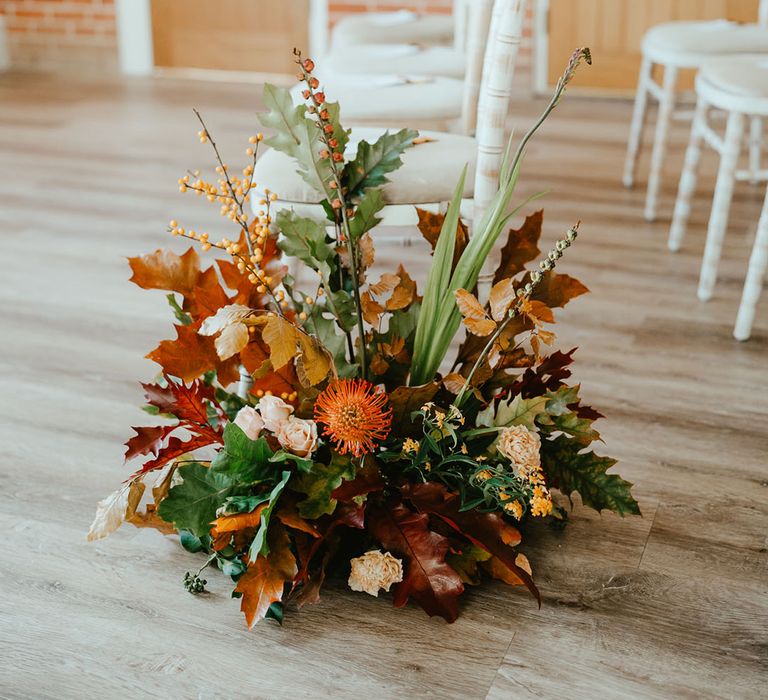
[89,48,639,628]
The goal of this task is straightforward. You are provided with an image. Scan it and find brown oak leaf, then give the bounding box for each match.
[455,289,496,336]
[416,208,468,273]
[493,210,543,284]
[128,247,201,296]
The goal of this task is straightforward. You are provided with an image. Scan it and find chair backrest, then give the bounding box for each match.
[472,0,526,221]
[760,0,768,28]
[454,0,470,51]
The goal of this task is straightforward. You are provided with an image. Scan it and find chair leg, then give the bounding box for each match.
[698,110,744,302]
[734,186,768,340]
[749,116,762,184]
[644,65,678,222]
[669,97,708,252]
[623,56,652,189]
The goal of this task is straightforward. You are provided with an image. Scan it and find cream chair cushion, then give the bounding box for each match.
[642,21,768,65]
[330,11,454,47]
[288,78,463,126]
[324,45,465,79]
[253,127,476,205]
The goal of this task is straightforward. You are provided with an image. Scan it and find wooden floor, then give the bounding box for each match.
[0,72,766,700]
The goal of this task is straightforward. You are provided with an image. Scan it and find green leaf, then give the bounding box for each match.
[276,209,335,275]
[179,529,206,553]
[269,449,313,474]
[348,188,385,240]
[265,601,284,625]
[220,556,247,579]
[158,462,237,537]
[541,434,640,517]
[248,470,291,561]
[544,384,580,416]
[166,293,192,325]
[211,423,275,483]
[549,411,600,446]
[294,454,355,519]
[343,128,418,199]
[477,395,548,430]
[219,493,271,515]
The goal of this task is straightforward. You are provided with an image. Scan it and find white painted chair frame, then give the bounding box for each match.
[622,2,768,222]
[734,187,768,339]
[668,71,768,304]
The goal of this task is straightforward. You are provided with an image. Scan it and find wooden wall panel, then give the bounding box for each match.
[547,0,761,93]
[151,0,310,74]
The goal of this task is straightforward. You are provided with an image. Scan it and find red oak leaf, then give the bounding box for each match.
[123,425,176,462]
[127,433,218,480]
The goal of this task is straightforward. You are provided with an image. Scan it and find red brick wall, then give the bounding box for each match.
[1,0,117,73]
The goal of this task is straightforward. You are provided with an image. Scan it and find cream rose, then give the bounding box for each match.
[233,406,265,441]
[348,550,403,597]
[276,416,318,458]
[497,424,541,470]
[258,395,294,432]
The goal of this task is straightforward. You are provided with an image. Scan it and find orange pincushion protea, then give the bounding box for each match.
[314,379,393,457]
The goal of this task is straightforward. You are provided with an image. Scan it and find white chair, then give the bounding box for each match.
[290,1,495,136]
[252,0,523,257]
[668,56,768,310]
[330,6,458,49]
[622,5,768,222]
[735,188,768,340]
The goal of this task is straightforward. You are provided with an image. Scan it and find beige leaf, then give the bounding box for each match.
[215,322,249,361]
[199,304,252,336]
[489,278,517,323]
[455,289,496,337]
[368,273,400,297]
[412,136,437,144]
[261,316,299,370]
[87,480,145,542]
[442,372,467,394]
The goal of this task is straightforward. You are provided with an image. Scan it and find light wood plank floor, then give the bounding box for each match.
[0,73,766,700]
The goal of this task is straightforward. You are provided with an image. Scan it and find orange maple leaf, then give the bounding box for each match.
[128,247,201,296]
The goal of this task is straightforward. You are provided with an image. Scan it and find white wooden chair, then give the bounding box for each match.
[288,1,495,136]
[252,0,524,248]
[622,5,768,222]
[735,187,768,340]
[330,4,459,49]
[668,55,768,314]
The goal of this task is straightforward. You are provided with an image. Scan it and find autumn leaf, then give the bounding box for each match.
[128,247,201,296]
[367,498,464,622]
[388,381,439,429]
[477,394,549,431]
[87,480,145,542]
[199,304,253,360]
[387,265,418,310]
[482,553,532,586]
[416,208,468,273]
[493,210,543,284]
[446,543,491,585]
[258,315,299,371]
[211,505,267,535]
[402,482,539,605]
[330,461,385,501]
[129,433,220,480]
[124,425,175,462]
[488,278,517,322]
[236,525,298,628]
[530,271,589,308]
[142,376,218,428]
[186,265,230,321]
[275,498,321,538]
[146,324,220,383]
[455,289,496,337]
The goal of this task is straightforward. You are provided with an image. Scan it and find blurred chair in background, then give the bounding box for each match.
[253,0,525,280]
[667,55,768,338]
[622,1,768,222]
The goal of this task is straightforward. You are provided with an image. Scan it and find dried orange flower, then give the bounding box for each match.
[314,379,392,457]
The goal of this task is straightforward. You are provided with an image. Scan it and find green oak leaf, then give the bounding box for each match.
[293,454,356,519]
[477,394,548,430]
[248,470,291,561]
[541,434,640,517]
[269,450,313,473]
[343,128,418,199]
[544,384,581,416]
[210,423,275,482]
[158,462,238,537]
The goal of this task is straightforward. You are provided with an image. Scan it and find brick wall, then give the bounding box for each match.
[1,0,117,74]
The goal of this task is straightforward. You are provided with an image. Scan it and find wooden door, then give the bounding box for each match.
[151,0,310,75]
[546,0,761,94]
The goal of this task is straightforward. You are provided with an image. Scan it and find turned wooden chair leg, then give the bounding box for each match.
[645,66,678,222]
[734,186,768,340]
[669,97,708,252]
[749,116,763,184]
[698,110,744,301]
[623,56,652,189]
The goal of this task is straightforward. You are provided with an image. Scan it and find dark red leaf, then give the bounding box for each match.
[367,498,464,622]
[493,210,543,284]
[331,462,385,501]
[123,425,176,462]
[507,348,577,398]
[127,433,218,480]
[402,482,540,606]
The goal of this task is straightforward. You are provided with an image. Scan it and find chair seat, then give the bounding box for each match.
[642,21,768,67]
[697,54,768,113]
[330,11,454,47]
[323,44,465,79]
[252,127,476,206]
[288,77,463,126]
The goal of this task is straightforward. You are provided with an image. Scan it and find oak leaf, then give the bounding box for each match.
[455,289,496,336]
[128,247,200,296]
[493,210,542,284]
[146,324,220,383]
[416,208,468,273]
[482,553,532,586]
[235,525,298,628]
[124,425,174,462]
[530,271,589,309]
